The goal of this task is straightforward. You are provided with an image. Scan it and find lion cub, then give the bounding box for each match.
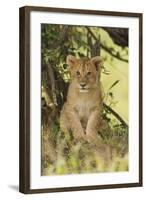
[60,55,103,142]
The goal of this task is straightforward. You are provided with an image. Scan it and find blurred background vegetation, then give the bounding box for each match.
[41,24,129,176]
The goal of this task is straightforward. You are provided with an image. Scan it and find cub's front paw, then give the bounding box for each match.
[86,131,97,143]
[73,131,85,141]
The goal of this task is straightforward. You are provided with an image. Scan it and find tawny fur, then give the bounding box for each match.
[60,55,103,142]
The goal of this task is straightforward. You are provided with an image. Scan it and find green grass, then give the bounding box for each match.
[41,120,128,176]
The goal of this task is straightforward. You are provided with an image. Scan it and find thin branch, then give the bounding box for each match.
[86,27,128,63]
[103,103,128,128]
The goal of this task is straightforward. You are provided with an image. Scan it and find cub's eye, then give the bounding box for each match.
[76,71,80,76]
[87,72,91,76]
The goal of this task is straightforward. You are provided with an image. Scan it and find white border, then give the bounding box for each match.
[30,11,139,189]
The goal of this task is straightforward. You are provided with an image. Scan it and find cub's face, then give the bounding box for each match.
[67,55,102,92]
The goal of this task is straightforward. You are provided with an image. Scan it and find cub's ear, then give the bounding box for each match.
[91,56,103,71]
[66,55,78,67]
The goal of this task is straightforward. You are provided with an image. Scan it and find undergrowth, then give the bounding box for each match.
[41,119,128,176]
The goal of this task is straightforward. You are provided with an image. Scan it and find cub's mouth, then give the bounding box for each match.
[78,83,89,93]
[79,88,89,93]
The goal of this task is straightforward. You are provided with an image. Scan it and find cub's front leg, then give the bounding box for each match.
[86,109,101,142]
[62,104,85,140]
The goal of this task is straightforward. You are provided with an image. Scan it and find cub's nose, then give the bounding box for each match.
[80,83,86,88]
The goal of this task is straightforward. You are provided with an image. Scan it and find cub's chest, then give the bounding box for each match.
[74,99,95,119]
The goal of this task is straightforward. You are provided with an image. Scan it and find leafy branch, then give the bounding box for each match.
[86,27,128,63]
